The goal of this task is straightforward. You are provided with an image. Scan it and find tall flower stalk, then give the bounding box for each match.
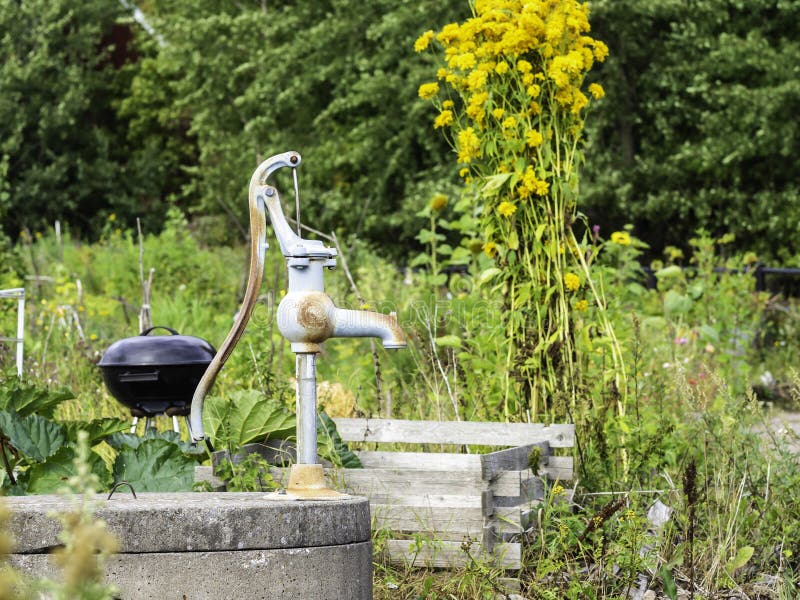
[416,0,626,425]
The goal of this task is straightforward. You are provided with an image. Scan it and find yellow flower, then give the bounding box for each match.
[442,100,454,109]
[610,231,631,246]
[588,83,605,100]
[593,40,609,62]
[516,59,533,73]
[457,127,481,163]
[498,201,517,217]
[429,194,448,212]
[501,116,517,129]
[526,84,541,98]
[534,179,549,196]
[492,108,505,119]
[494,61,509,75]
[483,241,498,258]
[459,167,470,178]
[418,82,439,100]
[434,110,454,128]
[574,299,588,312]
[525,130,543,148]
[414,30,435,52]
[564,273,581,292]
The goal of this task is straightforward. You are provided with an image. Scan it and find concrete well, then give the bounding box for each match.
[5,492,372,600]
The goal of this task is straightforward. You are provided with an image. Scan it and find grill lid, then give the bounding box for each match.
[98,326,216,368]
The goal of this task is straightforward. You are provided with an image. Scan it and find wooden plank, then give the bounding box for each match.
[334,418,575,448]
[481,442,549,480]
[370,504,485,537]
[382,539,521,569]
[355,450,481,471]
[541,456,574,481]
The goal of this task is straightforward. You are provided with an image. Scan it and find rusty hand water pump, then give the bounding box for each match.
[189,150,406,498]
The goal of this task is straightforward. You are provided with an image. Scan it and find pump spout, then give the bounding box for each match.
[332,307,406,349]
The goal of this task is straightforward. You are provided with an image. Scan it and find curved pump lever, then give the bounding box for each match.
[189,151,301,443]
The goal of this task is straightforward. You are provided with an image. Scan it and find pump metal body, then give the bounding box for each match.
[189,150,405,497]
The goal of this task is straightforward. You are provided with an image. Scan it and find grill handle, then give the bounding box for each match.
[140,326,180,336]
[118,371,160,383]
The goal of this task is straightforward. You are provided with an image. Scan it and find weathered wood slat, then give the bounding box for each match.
[382,539,521,569]
[355,450,481,471]
[372,505,522,540]
[333,418,575,448]
[541,456,574,481]
[481,442,549,480]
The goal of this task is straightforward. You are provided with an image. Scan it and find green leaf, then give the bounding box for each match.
[25,446,112,495]
[663,290,693,318]
[112,438,196,492]
[655,265,683,281]
[204,391,295,450]
[478,267,501,285]
[0,380,74,418]
[317,411,361,468]
[726,546,754,575]
[107,430,206,459]
[435,335,462,348]
[481,173,512,195]
[62,418,130,446]
[0,411,66,462]
[659,566,678,600]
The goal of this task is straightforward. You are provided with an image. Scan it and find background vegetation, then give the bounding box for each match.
[1,0,800,598]
[2,0,799,260]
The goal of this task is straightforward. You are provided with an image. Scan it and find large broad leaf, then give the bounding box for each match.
[24,446,112,495]
[0,379,74,418]
[317,411,361,469]
[112,438,196,492]
[204,391,295,450]
[107,430,206,459]
[0,411,66,462]
[62,418,130,446]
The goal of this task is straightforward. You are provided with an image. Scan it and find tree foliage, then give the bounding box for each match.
[1,0,799,259]
[585,0,800,259]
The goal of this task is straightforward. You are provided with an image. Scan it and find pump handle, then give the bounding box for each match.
[188,151,301,442]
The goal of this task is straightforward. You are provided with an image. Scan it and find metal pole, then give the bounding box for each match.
[16,292,24,377]
[296,353,318,464]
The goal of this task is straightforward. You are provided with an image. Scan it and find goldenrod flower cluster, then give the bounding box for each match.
[563,272,581,292]
[415,0,607,177]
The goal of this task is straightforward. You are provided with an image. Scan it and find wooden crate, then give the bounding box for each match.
[321,418,574,570]
[198,418,575,570]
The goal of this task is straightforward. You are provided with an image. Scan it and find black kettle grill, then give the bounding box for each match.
[98,326,215,431]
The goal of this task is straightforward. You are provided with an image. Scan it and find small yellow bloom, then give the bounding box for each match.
[414,30,435,53]
[459,167,470,178]
[494,61,509,75]
[434,109,454,128]
[574,299,588,312]
[525,130,543,148]
[429,194,448,212]
[492,108,505,119]
[418,82,439,100]
[526,84,541,98]
[501,116,517,129]
[483,241,498,258]
[497,201,517,217]
[516,59,533,73]
[588,83,605,99]
[442,100,454,109]
[564,273,581,292]
[534,179,549,196]
[610,231,631,246]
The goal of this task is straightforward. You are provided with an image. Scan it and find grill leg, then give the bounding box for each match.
[130,416,139,434]
[172,416,180,433]
[145,417,154,431]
